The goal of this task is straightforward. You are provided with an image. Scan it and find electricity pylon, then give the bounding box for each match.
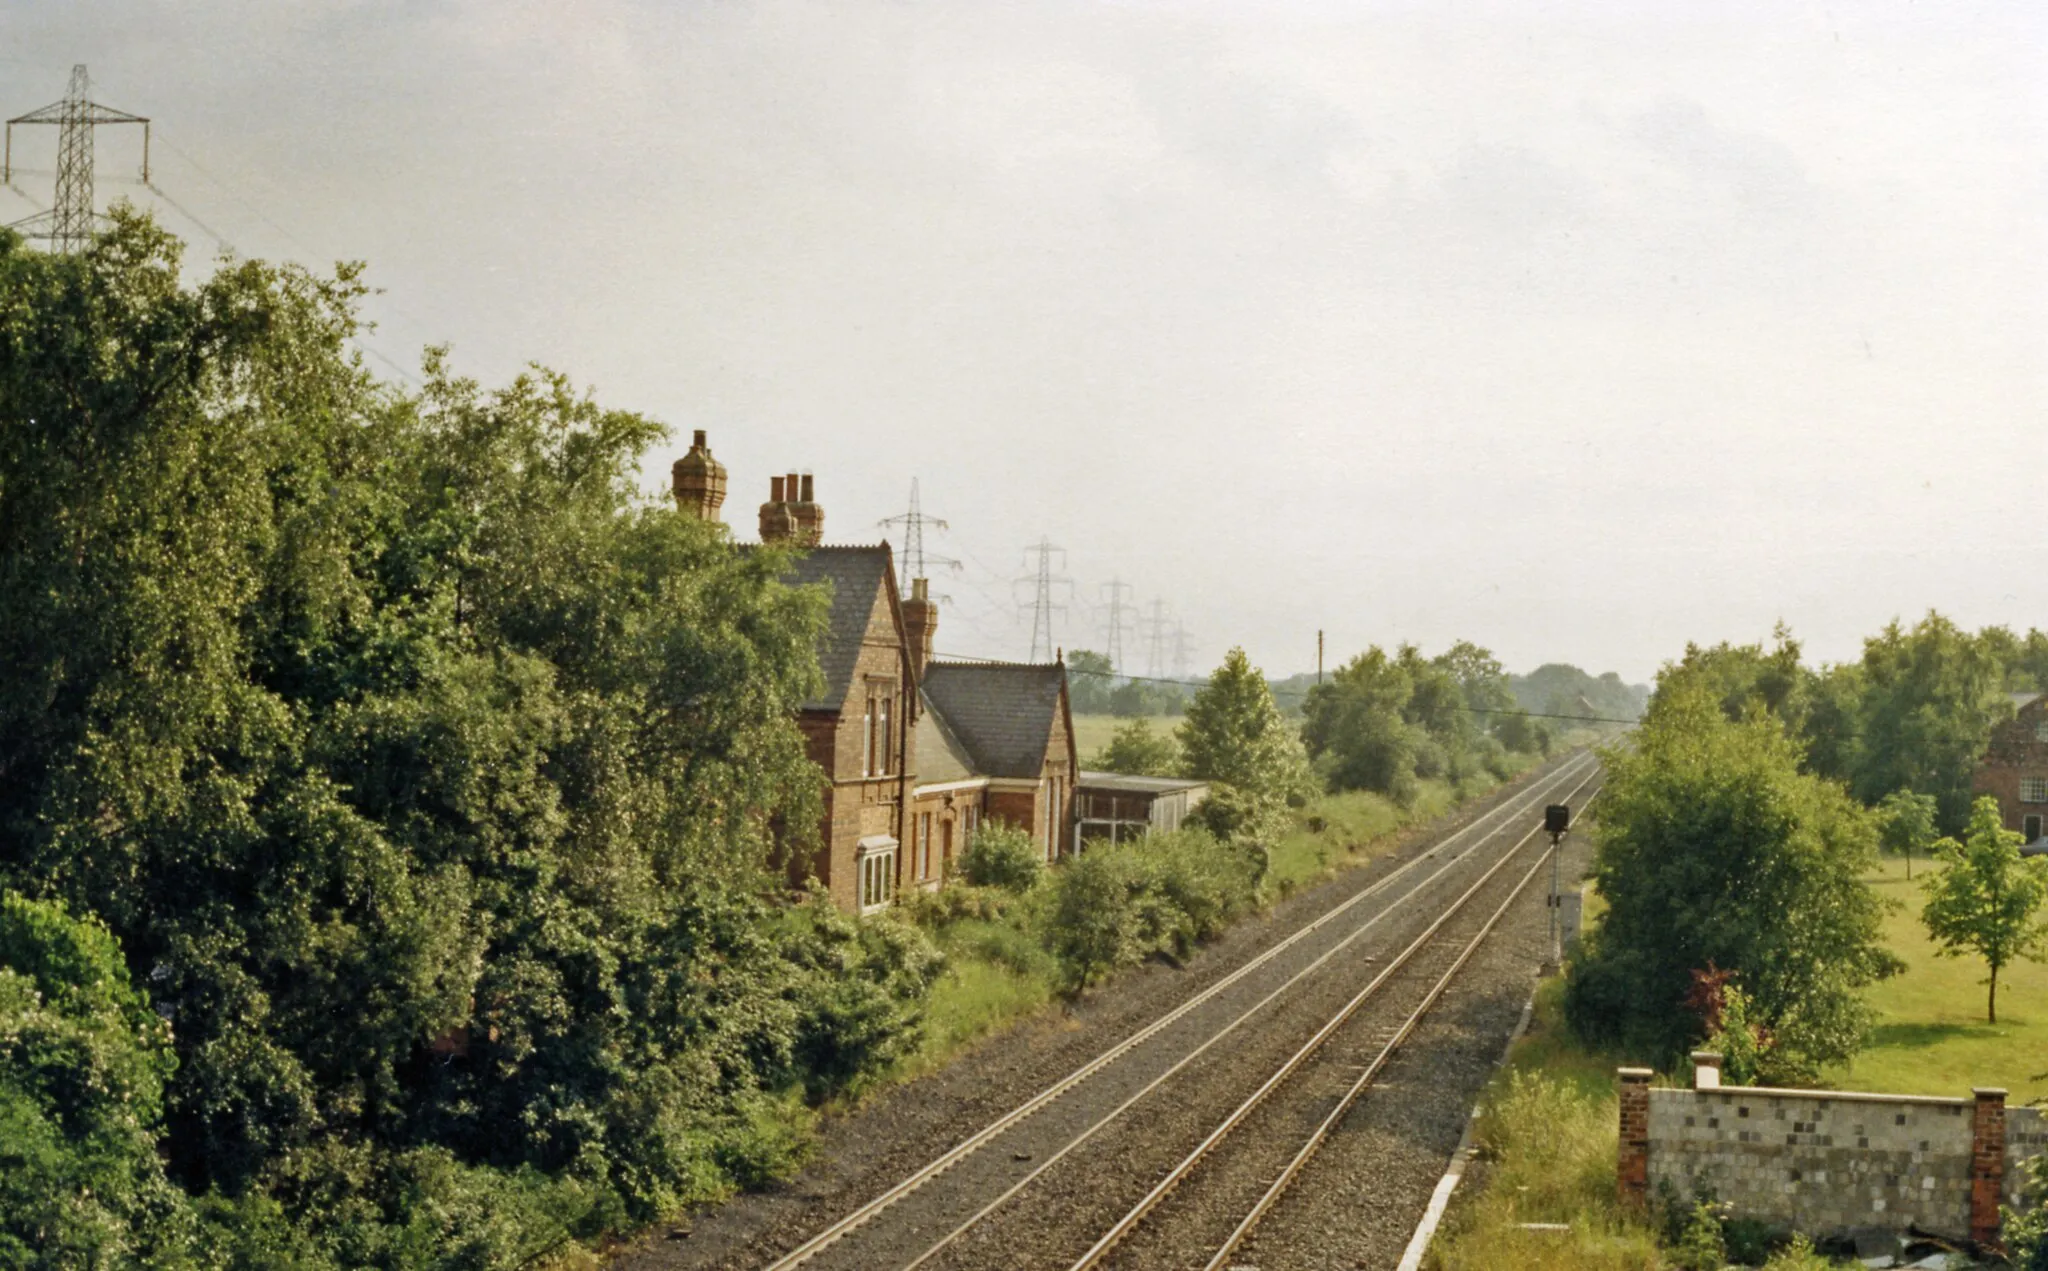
[1138,599,1172,678]
[6,65,150,253]
[1015,537,1071,664]
[1097,579,1136,673]
[877,478,959,590]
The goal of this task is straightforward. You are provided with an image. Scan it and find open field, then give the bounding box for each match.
[1071,712,1176,761]
[1827,855,2048,1105]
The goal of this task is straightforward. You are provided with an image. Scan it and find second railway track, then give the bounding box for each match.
[1066,780,1604,1271]
[764,753,1603,1271]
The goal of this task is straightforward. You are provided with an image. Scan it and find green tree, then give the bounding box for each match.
[1065,649,1115,713]
[1876,788,1939,881]
[0,891,193,1266]
[1920,796,2048,1023]
[1563,682,1901,1074]
[1091,718,1182,777]
[1178,648,1315,842]
[1853,613,2010,833]
[0,212,940,1257]
[1301,647,1421,799]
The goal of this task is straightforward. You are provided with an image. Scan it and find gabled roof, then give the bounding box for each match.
[914,690,981,785]
[921,660,1068,779]
[773,544,902,711]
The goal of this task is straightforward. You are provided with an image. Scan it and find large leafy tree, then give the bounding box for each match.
[1564,682,1901,1075]
[1852,613,2011,833]
[1920,797,2048,1023]
[1178,648,1313,841]
[0,213,937,1258]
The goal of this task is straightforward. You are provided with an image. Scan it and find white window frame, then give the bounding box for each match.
[857,836,898,913]
[2023,777,2048,804]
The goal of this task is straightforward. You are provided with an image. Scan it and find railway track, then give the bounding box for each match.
[1070,780,1603,1271]
[762,752,1602,1271]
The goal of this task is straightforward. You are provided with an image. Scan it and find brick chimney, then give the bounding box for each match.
[793,473,823,546]
[671,429,727,522]
[903,577,937,679]
[759,475,798,543]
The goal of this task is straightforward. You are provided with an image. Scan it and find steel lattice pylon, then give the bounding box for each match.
[6,65,150,253]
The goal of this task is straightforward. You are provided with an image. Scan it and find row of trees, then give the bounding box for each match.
[0,215,948,1263]
[1665,618,2048,833]
[1566,618,2048,1081]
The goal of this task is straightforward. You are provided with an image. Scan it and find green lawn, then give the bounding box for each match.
[1071,712,1179,762]
[1826,855,2048,1104]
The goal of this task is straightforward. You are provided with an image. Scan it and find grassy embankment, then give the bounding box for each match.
[896,745,1540,1083]
[1428,852,2048,1269]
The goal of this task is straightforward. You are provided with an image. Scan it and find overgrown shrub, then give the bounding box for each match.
[1043,830,1257,993]
[778,890,946,1100]
[959,822,1045,892]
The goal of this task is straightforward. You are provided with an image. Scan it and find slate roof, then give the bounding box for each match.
[914,691,980,785]
[921,661,1069,779]
[774,545,900,711]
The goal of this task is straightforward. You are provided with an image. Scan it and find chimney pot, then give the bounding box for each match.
[670,429,727,522]
[770,475,786,502]
[800,473,814,503]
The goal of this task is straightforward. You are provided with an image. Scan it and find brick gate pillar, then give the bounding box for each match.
[1618,1067,1654,1209]
[1972,1087,2008,1250]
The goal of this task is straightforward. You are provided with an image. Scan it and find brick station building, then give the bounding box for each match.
[1972,691,2048,850]
[671,431,1078,912]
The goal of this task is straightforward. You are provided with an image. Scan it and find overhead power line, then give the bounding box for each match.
[930,647,1639,724]
[5,64,148,253]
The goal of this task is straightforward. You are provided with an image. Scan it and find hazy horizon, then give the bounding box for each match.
[5,1,2041,683]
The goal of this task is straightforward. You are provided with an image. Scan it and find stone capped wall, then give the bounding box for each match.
[1625,1073,2045,1246]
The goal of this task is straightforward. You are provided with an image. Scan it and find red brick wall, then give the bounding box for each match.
[1617,1068,1652,1209]
[790,576,917,912]
[1974,701,2048,837]
[1972,1088,2007,1248]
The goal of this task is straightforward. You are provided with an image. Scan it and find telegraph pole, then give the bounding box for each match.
[1317,630,1324,685]
[1016,537,1071,664]
[6,65,149,253]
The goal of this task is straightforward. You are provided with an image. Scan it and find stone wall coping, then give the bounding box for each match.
[1652,1084,1972,1109]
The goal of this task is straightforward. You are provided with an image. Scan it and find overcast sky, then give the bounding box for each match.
[4,1,2043,684]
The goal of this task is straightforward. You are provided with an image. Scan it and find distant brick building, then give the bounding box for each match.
[671,432,1078,912]
[1972,692,2048,847]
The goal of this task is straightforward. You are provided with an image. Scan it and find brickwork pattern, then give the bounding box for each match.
[1636,1085,2045,1245]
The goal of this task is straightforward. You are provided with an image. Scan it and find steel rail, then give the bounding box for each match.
[1196,786,1607,1271]
[761,752,1596,1270]
[894,763,1603,1271]
[1065,779,1600,1271]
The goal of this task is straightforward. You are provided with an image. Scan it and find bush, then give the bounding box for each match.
[1043,830,1257,993]
[779,891,946,1100]
[959,822,1044,892]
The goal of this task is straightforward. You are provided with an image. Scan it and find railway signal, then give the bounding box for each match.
[1545,803,1571,971]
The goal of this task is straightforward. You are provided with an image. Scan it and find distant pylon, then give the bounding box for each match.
[1139,599,1171,678]
[5,65,150,253]
[1097,579,1136,673]
[1170,622,1196,680]
[1015,537,1071,664]
[877,478,959,591]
